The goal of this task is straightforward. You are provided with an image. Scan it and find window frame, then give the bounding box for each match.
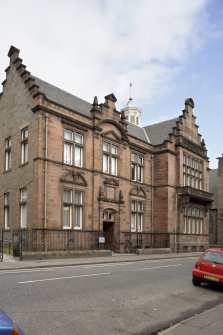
[21,127,28,165]
[4,137,11,171]
[182,206,204,235]
[20,188,27,228]
[130,200,144,232]
[183,154,203,190]
[4,193,10,229]
[63,188,84,230]
[102,141,119,176]
[131,153,144,183]
[63,128,84,167]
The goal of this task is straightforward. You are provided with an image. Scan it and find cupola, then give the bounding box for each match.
[121,84,141,126]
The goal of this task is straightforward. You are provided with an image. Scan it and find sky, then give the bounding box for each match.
[0,0,223,169]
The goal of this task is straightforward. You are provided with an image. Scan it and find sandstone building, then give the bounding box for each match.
[0,46,213,253]
[209,157,223,246]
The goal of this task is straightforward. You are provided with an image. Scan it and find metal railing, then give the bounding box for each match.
[11,229,105,259]
[123,232,170,253]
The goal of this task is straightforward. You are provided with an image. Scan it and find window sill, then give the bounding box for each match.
[19,162,29,167]
[3,169,12,174]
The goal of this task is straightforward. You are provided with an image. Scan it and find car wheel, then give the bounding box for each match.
[192,276,201,286]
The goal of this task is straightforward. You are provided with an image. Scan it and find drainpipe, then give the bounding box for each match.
[43,113,49,229]
[151,154,154,246]
[174,193,178,252]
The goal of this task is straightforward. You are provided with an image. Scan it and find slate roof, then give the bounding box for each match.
[32,76,178,145]
[33,77,92,118]
[143,118,179,145]
[127,122,149,143]
[209,169,218,209]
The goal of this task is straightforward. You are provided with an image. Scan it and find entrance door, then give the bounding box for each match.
[103,221,114,251]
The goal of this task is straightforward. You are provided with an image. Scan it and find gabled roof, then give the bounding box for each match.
[33,76,92,118]
[143,118,179,145]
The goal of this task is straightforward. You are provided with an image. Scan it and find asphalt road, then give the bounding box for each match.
[1,257,223,335]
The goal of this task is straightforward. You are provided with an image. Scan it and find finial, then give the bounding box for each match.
[129,82,132,101]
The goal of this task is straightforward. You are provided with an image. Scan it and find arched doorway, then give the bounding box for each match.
[103,209,115,251]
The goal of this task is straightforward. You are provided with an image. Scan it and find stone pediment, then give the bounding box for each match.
[130,185,146,198]
[104,178,119,186]
[60,171,87,186]
[102,130,121,142]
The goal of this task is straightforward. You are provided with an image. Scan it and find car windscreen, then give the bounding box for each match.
[201,251,223,264]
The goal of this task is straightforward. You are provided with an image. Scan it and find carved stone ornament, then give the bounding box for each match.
[60,171,87,186]
[129,185,146,198]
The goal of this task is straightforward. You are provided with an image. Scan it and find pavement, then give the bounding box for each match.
[0,251,201,271]
[1,251,223,335]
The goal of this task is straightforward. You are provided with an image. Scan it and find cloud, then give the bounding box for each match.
[0,0,209,110]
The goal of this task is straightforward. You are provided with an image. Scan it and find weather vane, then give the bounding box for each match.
[129,82,132,100]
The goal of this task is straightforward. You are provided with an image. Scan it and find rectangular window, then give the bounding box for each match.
[63,189,83,229]
[130,200,144,232]
[5,137,11,171]
[131,153,144,182]
[182,206,204,235]
[21,128,28,164]
[20,188,27,228]
[183,154,203,190]
[4,193,10,229]
[74,191,83,229]
[63,189,72,229]
[63,129,84,167]
[102,142,118,175]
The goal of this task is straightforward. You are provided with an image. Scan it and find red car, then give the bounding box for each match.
[192,248,223,286]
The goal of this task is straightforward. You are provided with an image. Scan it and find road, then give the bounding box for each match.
[0,257,223,335]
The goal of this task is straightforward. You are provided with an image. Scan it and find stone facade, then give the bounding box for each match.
[0,46,213,252]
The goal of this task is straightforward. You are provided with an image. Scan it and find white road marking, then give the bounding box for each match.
[83,262,133,268]
[133,264,182,271]
[0,268,53,275]
[18,272,110,284]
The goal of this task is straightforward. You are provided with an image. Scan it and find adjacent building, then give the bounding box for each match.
[0,46,213,253]
[209,157,223,246]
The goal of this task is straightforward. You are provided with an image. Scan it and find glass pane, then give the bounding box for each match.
[5,138,11,148]
[20,204,27,228]
[138,165,143,182]
[138,202,143,212]
[4,208,9,229]
[103,143,109,152]
[75,206,82,228]
[138,213,143,231]
[131,164,136,180]
[131,201,136,211]
[63,206,71,228]
[64,143,72,164]
[5,151,11,170]
[103,154,109,173]
[20,189,27,201]
[111,145,118,155]
[131,153,137,162]
[131,213,136,231]
[21,142,28,163]
[22,128,28,140]
[75,133,83,144]
[111,157,117,175]
[64,190,72,203]
[4,193,8,205]
[64,129,73,141]
[75,191,83,204]
[75,146,83,167]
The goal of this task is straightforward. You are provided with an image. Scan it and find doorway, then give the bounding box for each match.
[103,221,114,251]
